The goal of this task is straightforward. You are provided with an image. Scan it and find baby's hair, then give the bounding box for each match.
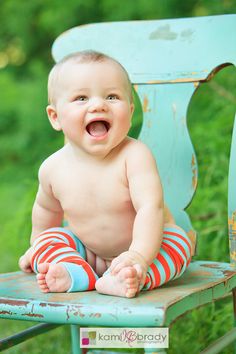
[48,50,133,104]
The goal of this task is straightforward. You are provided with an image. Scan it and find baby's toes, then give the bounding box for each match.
[37,278,46,286]
[39,283,49,292]
[126,287,138,298]
[36,273,45,281]
[36,275,49,292]
[126,277,138,287]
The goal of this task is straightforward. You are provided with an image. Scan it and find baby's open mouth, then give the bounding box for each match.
[86,120,110,137]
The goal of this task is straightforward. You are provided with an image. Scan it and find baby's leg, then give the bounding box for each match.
[142,226,192,291]
[31,228,98,292]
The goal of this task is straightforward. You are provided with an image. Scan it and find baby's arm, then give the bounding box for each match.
[110,141,164,284]
[19,159,63,272]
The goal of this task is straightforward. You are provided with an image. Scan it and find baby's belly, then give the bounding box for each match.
[67,217,133,276]
[68,213,135,259]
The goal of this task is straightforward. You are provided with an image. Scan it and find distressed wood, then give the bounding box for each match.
[134,82,197,247]
[52,15,236,84]
[1,262,236,327]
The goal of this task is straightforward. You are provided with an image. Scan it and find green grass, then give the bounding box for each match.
[0,321,71,353]
[0,66,236,353]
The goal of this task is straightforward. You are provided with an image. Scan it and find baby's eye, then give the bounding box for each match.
[107,94,119,100]
[75,95,88,102]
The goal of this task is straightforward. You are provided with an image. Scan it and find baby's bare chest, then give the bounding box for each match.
[51,164,132,215]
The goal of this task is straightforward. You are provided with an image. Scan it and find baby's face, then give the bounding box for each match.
[47,60,134,158]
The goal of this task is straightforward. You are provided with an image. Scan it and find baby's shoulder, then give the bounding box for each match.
[124,138,158,173]
[125,138,154,159]
[38,148,65,180]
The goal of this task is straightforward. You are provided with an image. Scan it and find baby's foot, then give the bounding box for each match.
[36,263,71,293]
[95,266,139,298]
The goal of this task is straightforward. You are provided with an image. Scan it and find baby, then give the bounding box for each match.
[19,50,191,298]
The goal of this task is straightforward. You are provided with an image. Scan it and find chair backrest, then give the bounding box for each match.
[51,14,236,257]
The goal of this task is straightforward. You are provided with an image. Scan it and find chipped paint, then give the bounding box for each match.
[0,310,14,315]
[146,119,152,128]
[222,270,236,277]
[47,303,64,307]
[180,29,194,41]
[147,77,204,85]
[229,210,236,231]
[191,154,196,167]
[89,313,102,318]
[187,230,197,256]
[0,299,29,307]
[190,270,213,277]
[200,263,221,269]
[22,312,44,318]
[142,95,151,112]
[229,211,236,265]
[172,103,177,119]
[66,306,70,321]
[149,25,177,40]
[230,252,236,263]
[191,154,197,190]
[68,305,85,319]
[192,168,197,189]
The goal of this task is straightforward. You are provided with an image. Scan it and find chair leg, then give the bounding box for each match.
[70,326,138,354]
[233,288,236,354]
[70,325,82,354]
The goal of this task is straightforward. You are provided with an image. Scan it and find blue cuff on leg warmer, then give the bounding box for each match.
[60,262,98,292]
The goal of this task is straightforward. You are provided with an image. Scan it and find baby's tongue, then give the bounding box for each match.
[87,121,107,137]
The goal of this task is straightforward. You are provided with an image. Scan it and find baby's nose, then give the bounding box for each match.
[89,97,108,112]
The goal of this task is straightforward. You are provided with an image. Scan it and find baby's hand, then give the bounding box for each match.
[109,250,148,288]
[18,247,33,273]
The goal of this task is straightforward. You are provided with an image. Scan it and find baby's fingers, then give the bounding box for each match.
[22,264,33,273]
[19,257,33,273]
[133,263,143,279]
[109,256,126,272]
[110,260,132,275]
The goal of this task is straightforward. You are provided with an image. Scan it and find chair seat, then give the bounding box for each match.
[1,260,236,327]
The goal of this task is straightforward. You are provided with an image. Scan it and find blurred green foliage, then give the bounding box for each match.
[0,1,236,353]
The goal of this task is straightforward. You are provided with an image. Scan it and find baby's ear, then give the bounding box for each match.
[130,102,135,116]
[46,105,62,131]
